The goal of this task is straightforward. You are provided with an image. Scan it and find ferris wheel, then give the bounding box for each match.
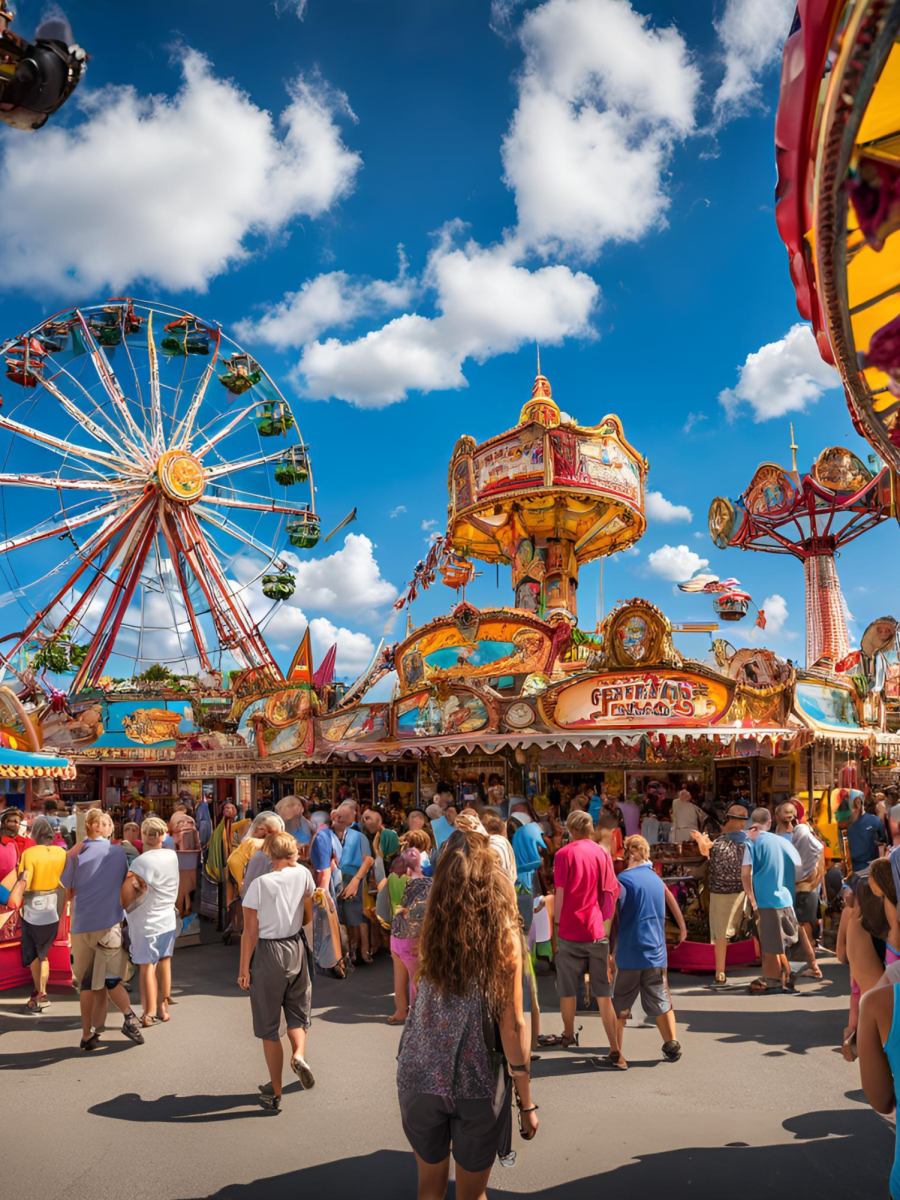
[0,298,320,691]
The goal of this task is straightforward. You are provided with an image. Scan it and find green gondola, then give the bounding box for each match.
[219,352,261,395]
[255,401,295,437]
[286,517,320,549]
[274,456,309,486]
[262,572,296,601]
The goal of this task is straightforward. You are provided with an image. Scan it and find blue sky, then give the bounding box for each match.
[0,0,889,686]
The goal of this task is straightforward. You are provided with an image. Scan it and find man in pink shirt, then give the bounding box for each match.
[549,810,620,1052]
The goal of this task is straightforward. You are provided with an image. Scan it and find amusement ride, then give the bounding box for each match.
[707,434,893,669]
[0,299,319,693]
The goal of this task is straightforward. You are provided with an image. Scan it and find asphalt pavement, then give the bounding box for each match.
[1,934,893,1199]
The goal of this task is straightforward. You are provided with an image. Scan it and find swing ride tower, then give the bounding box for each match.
[445,366,647,623]
[708,435,893,669]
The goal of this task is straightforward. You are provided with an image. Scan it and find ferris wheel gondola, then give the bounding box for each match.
[0,298,320,691]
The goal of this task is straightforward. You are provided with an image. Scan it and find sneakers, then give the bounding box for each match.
[290,1055,316,1090]
[662,1039,682,1062]
[35,993,51,1010]
[121,1014,145,1045]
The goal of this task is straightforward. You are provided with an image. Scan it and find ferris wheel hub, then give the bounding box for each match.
[156,449,205,505]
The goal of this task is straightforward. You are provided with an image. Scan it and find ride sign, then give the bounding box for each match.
[547,669,734,729]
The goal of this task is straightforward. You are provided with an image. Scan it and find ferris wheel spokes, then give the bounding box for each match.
[2,492,156,662]
[0,410,139,476]
[176,507,281,676]
[203,446,305,481]
[203,493,315,517]
[171,360,216,451]
[70,510,159,691]
[74,310,156,460]
[194,504,285,566]
[0,473,140,493]
[0,497,129,555]
[39,372,151,465]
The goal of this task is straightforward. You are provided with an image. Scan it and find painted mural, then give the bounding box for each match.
[92,700,194,748]
[319,705,388,744]
[395,689,492,739]
[547,670,733,729]
[396,617,551,693]
[474,428,544,497]
[795,680,861,730]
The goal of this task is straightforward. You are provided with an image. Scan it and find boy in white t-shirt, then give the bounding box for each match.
[120,817,179,1027]
[239,832,317,1112]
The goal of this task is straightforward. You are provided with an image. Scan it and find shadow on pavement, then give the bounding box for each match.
[673,1004,842,1056]
[88,1082,305,1123]
[183,1112,894,1199]
[0,1041,135,1069]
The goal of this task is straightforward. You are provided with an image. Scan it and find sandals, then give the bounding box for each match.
[121,1014,145,1044]
[591,1051,628,1071]
[141,1015,161,1027]
[159,998,171,1023]
[749,977,783,995]
[80,1033,101,1052]
[662,1040,682,1062]
[258,1092,281,1113]
[386,1014,407,1026]
[539,1025,582,1049]
[360,952,374,964]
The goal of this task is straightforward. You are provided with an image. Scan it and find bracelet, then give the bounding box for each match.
[508,1062,530,1075]
[516,1102,539,1112]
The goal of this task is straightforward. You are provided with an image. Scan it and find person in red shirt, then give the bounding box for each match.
[0,806,35,859]
[545,810,620,1052]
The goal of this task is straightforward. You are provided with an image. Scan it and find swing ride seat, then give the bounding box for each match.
[440,561,475,589]
[714,591,750,622]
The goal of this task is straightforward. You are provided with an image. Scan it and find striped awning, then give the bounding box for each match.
[0,748,75,780]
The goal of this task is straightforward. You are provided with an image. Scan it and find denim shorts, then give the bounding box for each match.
[130,927,177,965]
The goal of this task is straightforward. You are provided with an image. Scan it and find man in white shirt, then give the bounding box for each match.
[120,817,179,1027]
[239,832,317,1112]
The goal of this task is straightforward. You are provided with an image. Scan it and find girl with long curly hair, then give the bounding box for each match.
[396,829,538,1200]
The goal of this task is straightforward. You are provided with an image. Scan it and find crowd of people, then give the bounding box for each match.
[6,775,900,1199]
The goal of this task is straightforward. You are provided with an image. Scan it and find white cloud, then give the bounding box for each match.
[235,250,414,349]
[645,490,692,523]
[0,51,361,295]
[281,532,397,617]
[273,0,309,17]
[501,0,701,261]
[297,226,599,406]
[713,0,796,119]
[390,506,407,518]
[646,543,709,581]
[733,593,799,645]
[683,411,706,434]
[761,593,789,634]
[718,323,840,422]
[308,617,375,678]
[421,518,438,531]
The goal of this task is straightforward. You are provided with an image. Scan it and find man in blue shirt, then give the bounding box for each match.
[312,803,374,964]
[595,834,686,1071]
[741,808,801,993]
[847,795,886,874]
[60,807,144,1051]
[510,801,546,934]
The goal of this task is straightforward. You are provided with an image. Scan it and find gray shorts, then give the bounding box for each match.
[794,890,819,925]
[338,875,365,926]
[555,937,613,999]
[249,932,312,1041]
[613,967,672,1019]
[399,1086,511,1172]
[757,906,799,957]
